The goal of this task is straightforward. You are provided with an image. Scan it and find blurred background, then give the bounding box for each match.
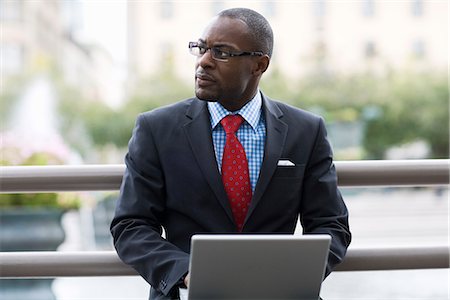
[0,1,448,299]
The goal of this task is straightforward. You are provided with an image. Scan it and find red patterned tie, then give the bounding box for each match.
[220,115,252,232]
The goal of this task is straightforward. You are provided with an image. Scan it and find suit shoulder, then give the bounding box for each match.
[266,98,323,123]
[139,97,196,122]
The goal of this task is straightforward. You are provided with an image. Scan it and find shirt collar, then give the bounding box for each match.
[208,91,262,132]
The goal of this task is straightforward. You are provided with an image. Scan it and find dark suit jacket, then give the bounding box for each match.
[111,94,351,299]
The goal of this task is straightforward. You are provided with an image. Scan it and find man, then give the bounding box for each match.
[111,7,351,300]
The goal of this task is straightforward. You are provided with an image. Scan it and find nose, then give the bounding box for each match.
[197,48,215,68]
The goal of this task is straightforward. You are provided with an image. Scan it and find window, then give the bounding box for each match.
[211,1,224,14]
[314,41,327,61]
[364,41,377,58]
[0,0,23,22]
[160,42,174,63]
[160,1,173,19]
[412,40,425,58]
[263,2,277,18]
[362,0,375,17]
[313,0,326,17]
[1,43,24,75]
[412,0,424,17]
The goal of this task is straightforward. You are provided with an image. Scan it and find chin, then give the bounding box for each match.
[195,90,218,102]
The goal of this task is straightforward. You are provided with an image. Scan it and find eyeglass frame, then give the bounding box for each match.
[188,41,264,62]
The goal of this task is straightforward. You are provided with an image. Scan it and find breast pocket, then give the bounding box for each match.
[272,164,305,178]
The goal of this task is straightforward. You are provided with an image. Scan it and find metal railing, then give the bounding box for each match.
[0,159,449,278]
[1,159,449,193]
[0,245,449,278]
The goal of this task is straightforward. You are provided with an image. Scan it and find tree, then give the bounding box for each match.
[363,71,449,158]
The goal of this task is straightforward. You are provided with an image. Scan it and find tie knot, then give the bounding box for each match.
[221,114,244,134]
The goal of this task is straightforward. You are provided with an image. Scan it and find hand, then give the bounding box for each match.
[184,273,190,288]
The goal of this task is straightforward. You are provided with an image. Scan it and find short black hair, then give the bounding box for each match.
[218,7,274,57]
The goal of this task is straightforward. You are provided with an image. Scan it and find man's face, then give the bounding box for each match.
[194,17,262,111]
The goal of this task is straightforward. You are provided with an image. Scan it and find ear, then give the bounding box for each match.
[252,55,270,76]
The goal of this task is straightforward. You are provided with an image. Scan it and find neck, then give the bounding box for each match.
[219,90,258,112]
[219,100,249,112]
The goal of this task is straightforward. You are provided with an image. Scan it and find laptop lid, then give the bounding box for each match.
[187,234,331,300]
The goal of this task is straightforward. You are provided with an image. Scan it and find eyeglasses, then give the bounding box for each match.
[188,41,264,62]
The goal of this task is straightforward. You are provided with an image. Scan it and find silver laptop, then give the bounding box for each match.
[186,234,331,300]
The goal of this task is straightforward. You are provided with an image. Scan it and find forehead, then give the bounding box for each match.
[200,16,253,48]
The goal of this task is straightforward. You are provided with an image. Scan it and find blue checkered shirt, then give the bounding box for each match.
[208,92,266,192]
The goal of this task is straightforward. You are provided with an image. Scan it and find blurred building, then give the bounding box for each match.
[127,0,448,86]
[0,0,119,105]
[1,0,63,76]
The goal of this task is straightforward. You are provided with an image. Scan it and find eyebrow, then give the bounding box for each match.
[198,38,235,49]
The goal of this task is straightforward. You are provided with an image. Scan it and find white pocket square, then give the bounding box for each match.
[277,159,295,167]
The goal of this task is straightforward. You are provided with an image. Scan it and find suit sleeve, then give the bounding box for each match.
[110,113,189,296]
[300,118,351,276]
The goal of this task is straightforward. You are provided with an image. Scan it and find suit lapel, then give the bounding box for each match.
[246,96,288,223]
[183,99,235,224]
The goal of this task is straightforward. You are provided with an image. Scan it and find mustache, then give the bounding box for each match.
[195,70,215,81]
